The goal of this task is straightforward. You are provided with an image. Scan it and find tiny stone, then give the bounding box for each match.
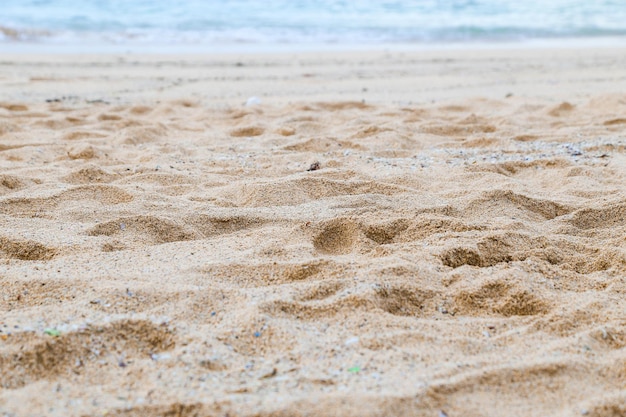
[307,161,321,171]
[246,96,261,106]
[345,336,359,346]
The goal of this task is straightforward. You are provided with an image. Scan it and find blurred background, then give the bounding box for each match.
[2,0,626,51]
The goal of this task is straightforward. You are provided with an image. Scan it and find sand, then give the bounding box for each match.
[1,46,625,417]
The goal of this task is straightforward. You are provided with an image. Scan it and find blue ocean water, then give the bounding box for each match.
[2,0,626,47]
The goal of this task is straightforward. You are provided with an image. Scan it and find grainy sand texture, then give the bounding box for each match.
[1,47,626,417]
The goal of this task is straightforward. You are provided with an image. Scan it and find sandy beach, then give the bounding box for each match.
[1,46,626,417]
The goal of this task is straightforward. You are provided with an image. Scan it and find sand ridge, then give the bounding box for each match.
[1,66,626,416]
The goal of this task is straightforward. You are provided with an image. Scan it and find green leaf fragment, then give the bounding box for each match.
[347,366,361,373]
[44,328,61,337]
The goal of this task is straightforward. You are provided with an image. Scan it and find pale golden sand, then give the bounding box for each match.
[1,48,625,417]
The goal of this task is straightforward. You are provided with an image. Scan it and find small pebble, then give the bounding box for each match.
[151,353,171,361]
[344,336,359,346]
[307,161,321,171]
[246,96,261,106]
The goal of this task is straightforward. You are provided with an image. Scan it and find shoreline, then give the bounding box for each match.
[1,35,626,55]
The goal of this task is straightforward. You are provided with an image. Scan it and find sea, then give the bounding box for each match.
[2,0,626,52]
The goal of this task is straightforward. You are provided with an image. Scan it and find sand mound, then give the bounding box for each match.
[1,92,625,416]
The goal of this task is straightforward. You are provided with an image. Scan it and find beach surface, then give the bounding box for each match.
[1,46,626,417]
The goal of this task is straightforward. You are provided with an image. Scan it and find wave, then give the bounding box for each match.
[2,25,626,46]
[2,0,626,46]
